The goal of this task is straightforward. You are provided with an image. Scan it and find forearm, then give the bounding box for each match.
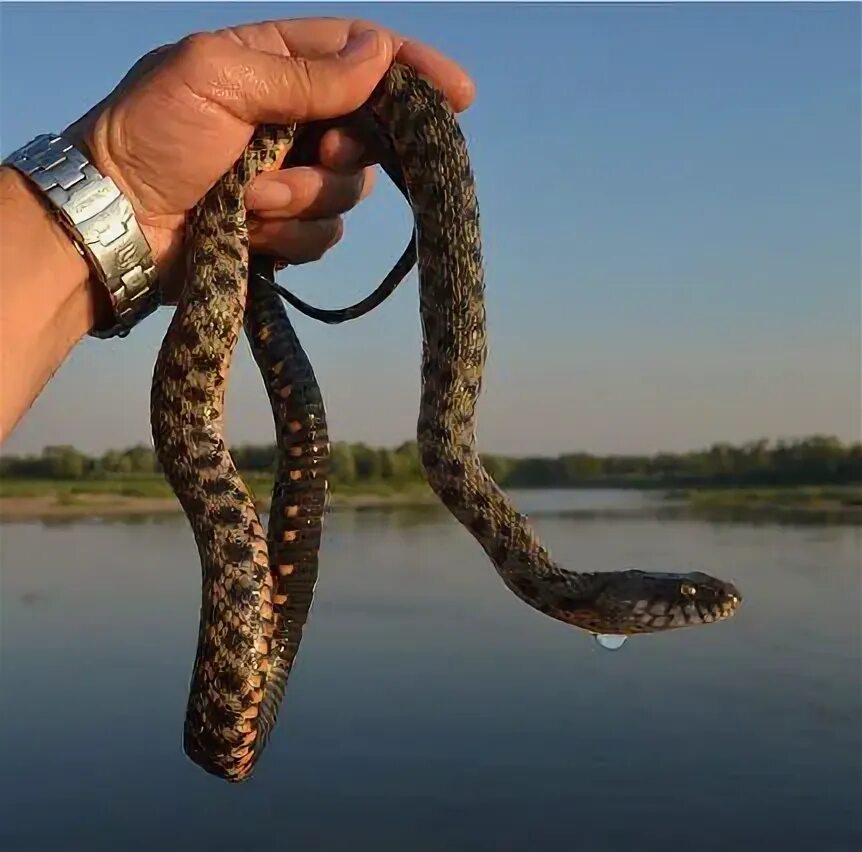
[0,167,108,443]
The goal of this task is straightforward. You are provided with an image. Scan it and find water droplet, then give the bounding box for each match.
[594,633,627,651]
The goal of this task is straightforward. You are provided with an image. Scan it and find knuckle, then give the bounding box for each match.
[177,31,219,61]
[286,57,315,119]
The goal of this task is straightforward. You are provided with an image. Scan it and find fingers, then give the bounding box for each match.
[214,18,475,115]
[318,128,367,172]
[177,27,394,125]
[231,17,360,56]
[246,139,376,263]
[261,18,476,112]
[394,39,476,113]
[247,165,375,220]
[249,216,343,264]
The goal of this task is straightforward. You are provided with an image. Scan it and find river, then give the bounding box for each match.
[1,490,859,851]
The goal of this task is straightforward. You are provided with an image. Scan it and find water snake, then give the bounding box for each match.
[151,62,742,782]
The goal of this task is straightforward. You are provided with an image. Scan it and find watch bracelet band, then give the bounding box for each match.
[2,133,159,338]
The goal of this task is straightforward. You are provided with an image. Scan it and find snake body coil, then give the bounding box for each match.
[152,64,741,783]
[152,126,328,781]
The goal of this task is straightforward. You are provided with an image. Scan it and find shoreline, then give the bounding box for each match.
[0,491,440,520]
[1,487,860,522]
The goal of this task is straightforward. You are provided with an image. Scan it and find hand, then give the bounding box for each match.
[64,17,475,301]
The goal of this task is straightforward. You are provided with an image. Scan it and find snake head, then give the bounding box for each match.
[590,569,742,635]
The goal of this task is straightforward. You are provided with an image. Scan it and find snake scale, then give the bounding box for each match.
[151,63,742,782]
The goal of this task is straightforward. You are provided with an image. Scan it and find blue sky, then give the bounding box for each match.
[1,2,859,455]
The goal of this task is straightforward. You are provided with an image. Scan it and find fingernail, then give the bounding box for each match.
[338,29,380,63]
[246,178,292,211]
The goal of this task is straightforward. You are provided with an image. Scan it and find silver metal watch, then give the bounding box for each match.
[3,133,159,338]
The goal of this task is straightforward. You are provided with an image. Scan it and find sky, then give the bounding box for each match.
[1,2,859,456]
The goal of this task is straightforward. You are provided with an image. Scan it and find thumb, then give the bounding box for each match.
[186,28,394,126]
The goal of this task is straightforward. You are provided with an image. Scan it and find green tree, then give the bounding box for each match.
[507,456,564,487]
[352,443,381,481]
[43,445,86,479]
[560,453,602,483]
[378,448,396,479]
[392,441,422,481]
[480,453,514,485]
[329,443,357,483]
[123,445,156,474]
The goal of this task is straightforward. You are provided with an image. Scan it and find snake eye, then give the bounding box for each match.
[680,583,697,597]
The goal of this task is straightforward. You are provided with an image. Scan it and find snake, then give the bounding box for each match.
[151,62,742,783]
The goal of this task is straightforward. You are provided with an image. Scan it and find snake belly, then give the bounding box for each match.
[151,125,328,782]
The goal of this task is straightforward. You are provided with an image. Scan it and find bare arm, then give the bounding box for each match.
[0,168,105,442]
[0,17,475,446]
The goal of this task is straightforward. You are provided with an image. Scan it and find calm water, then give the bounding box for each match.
[1,491,859,851]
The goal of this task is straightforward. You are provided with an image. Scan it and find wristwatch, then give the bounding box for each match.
[2,133,159,338]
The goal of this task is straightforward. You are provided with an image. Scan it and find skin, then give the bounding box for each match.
[0,17,475,444]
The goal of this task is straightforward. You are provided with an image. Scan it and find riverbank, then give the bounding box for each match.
[0,477,438,520]
[668,485,862,512]
[1,478,859,521]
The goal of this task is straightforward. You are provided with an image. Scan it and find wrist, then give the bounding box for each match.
[0,166,110,335]
[0,166,110,442]
[3,133,160,339]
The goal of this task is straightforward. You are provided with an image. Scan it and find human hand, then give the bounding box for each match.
[64,18,475,301]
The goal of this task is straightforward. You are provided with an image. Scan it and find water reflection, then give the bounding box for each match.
[0,491,859,851]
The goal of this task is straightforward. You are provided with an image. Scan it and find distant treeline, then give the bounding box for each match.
[1,436,859,489]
